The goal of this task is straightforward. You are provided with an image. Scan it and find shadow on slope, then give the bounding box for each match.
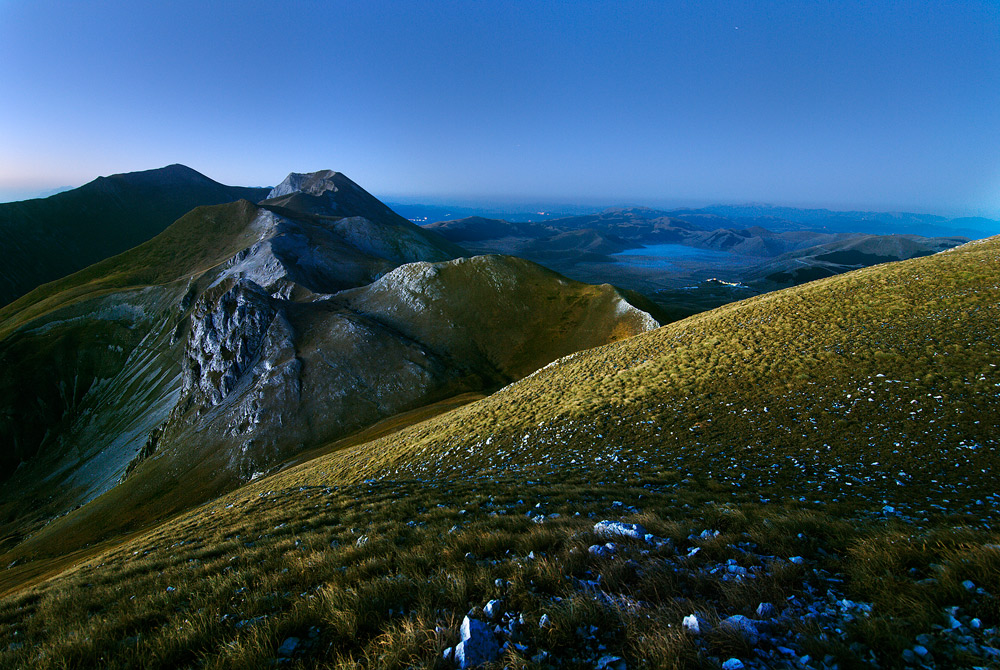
[0,165,270,307]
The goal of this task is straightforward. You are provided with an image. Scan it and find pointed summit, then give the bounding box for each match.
[262,170,401,225]
[267,170,349,199]
[257,169,466,267]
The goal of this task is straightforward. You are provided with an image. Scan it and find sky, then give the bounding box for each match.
[1,0,998,216]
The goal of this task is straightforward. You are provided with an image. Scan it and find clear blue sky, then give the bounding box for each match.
[1,1,998,216]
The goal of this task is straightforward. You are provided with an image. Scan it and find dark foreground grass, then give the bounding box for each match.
[0,471,997,669]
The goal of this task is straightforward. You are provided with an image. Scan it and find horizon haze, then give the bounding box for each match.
[1,1,998,217]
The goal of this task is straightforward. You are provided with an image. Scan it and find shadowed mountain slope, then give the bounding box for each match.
[424,216,556,242]
[0,165,271,307]
[749,233,968,287]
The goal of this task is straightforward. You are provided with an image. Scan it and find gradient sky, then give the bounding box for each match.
[1,1,998,215]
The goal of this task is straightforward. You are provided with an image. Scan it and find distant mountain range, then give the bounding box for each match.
[675,203,1000,238]
[424,208,967,318]
[0,170,657,554]
[394,200,999,238]
[1,166,998,668]
[0,164,271,307]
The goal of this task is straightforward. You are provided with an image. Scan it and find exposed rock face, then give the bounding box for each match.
[168,277,304,478]
[182,279,278,408]
[268,170,344,199]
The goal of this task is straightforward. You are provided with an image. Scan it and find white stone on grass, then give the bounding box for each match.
[594,520,648,542]
[483,599,502,619]
[682,614,710,634]
[455,616,499,668]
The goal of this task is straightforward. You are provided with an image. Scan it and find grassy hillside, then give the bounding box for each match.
[0,199,262,338]
[2,234,997,668]
[336,256,658,380]
[300,238,999,508]
[9,469,999,669]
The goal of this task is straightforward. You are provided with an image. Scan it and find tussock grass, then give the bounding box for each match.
[0,473,997,668]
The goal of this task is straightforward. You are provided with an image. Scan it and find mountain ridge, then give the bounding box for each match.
[0,170,660,561]
[0,165,271,307]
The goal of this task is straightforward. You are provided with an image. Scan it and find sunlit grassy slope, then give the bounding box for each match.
[1,238,998,669]
[279,237,1000,512]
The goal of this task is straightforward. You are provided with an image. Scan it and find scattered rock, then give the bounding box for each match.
[455,616,499,668]
[484,599,502,619]
[756,602,778,618]
[277,637,299,657]
[589,543,616,558]
[596,655,626,670]
[594,520,648,542]
[720,615,759,644]
[722,659,745,670]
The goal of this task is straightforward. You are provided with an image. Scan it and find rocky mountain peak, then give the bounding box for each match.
[261,170,406,228]
[267,170,349,199]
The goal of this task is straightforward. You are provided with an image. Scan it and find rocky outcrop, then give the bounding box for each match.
[181,279,279,409]
[168,276,305,478]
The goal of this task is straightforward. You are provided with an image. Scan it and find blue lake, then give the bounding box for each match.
[611,244,737,269]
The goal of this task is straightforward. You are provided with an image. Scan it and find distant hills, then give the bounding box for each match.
[676,203,1000,238]
[0,164,271,307]
[426,207,969,318]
